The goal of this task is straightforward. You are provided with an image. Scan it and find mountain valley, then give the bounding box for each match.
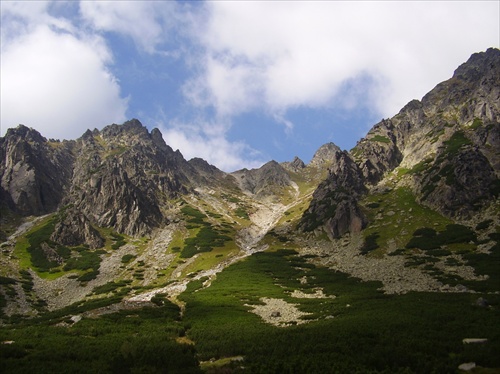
[0,48,499,373]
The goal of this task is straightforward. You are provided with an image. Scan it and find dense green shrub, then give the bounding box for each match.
[0,276,16,285]
[63,251,101,273]
[463,236,500,292]
[443,131,471,155]
[3,248,500,372]
[406,224,476,250]
[476,219,493,231]
[440,224,476,244]
[55,245,71,259]
[24,218,58,272]
[180,225,231,258]
[121,254,136,264]
[360,232,380,254]
[77,270,99,282]
[110,232,126,250]
[181,206,207,225]
[179,249,500,373]
[369,135,391,143]
[0,302,200,373]
[409,159,433,175]
[92,281,129,295]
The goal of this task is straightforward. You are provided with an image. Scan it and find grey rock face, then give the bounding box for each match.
[1,49,499,249]
[232,161,292,197]
[299,150,367,238]
[67,119,194,236]
[1,119,202,238]
[309,143,341,167]
[0,125,74,215]
[281,156,306,173]
[50,207,104,249]
[352,119,403,185]
[413,145,498,218]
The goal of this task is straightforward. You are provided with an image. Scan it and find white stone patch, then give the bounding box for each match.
[462,338,488,344]
[290,288,336,299]
[246,297,313,327]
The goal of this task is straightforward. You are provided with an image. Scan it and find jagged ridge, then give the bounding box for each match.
[300,48,500,238]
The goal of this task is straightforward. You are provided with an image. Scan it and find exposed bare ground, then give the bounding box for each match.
[128,188,306,305]
[246,297,313,327]
[298,233,488,294]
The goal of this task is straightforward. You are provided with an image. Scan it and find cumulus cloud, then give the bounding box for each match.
[1,1,128,139]
[159,120,264,172]
[186,1,499,119]
[79,1,186,55]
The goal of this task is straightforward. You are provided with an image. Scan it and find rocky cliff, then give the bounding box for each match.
[0,126,74,216]
[231,161,293,197]
[0,119,233,243]
[299,149,367,238]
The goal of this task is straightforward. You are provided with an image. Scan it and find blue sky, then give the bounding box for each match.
[1,1,498,171]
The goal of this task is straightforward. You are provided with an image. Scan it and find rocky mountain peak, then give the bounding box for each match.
[0,49,498,247]
[3,125,47,144]
[0,125,75,215]
[309,142,342,167]
[101,118,149,138]
[232,160,292,197]
[300,48,500,237]
[1,50,500,340]
[281,156,306,173]
[452,48,500,83]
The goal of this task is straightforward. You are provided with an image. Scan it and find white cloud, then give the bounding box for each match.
[1,1,128,139]
[186,1,500,119]
[158,120,264,172]
[79,1,183,54]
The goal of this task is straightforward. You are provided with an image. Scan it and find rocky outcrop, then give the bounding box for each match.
[410,137,499,218]
[232,161,292,197]
[351,119,403,185]
[0,119,212,238]
[188,157,237,188]
[402,49,500,217]
[67,119,193,236]
[421,48,500,123]
[281,156,306,173]
[309,143,341,168]
[0,125,74,215]
[1,49,499,248]
[50,207,104,249]
[299,150,367,238]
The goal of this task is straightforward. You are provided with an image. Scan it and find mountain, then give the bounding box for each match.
[1,119,237,242]
[301,47,500,238]
[0,48,499,373]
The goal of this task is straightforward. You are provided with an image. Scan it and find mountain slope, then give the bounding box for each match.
[301,48,500,239]
[0,48,499,318]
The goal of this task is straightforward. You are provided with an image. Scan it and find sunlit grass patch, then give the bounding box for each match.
[361,187,452,252]
[181,243,240,276]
